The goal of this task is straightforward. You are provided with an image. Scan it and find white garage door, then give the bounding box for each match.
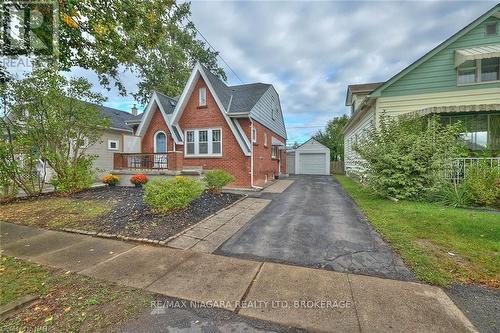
[298,153,327,175]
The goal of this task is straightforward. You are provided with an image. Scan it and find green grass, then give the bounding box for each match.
[0,197,112,229]
[335,175,500,287]
[0,257,152,332]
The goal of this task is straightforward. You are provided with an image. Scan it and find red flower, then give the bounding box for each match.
[130,174,149,185]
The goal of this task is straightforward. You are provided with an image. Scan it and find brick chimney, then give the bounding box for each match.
[131,104,138,116]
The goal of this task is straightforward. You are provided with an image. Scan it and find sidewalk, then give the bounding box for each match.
[0,222,477,332]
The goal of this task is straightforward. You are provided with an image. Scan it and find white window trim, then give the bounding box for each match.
[457,58,500,86]
[271,145,278,159]
[107,139,119,151]
[252,127,257,143]
[153,131,168,153]
[199,87,207,107]
[184,128,222,157]
[264,132,268,147]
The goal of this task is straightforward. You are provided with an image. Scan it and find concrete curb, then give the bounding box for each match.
[61,194,249,247]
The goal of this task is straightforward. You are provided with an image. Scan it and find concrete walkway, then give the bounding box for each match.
[166,198,271,253]
[0,222,477,333]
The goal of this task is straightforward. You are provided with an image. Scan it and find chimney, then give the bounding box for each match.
[131,104,138,116]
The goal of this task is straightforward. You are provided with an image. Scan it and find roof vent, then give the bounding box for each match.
[485,22,498,36]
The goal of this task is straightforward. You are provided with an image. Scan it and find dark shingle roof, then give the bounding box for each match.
[347,82,385,94]
[199,64,271,114]
[98,105,136,131]
[155,91,177,114]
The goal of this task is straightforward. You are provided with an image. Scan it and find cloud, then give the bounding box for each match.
[189,0,495,143]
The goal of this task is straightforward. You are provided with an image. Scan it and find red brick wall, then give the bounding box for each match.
[178,76,251,187]
[248,120,286,187]
[141,107,174,153]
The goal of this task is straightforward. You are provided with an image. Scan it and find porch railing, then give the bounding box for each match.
[114,153,168,170]
[445,157,500,182]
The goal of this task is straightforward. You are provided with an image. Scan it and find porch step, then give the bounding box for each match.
[181,168,203,176]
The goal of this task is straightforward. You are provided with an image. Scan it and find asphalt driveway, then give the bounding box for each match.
[217,175,414,281]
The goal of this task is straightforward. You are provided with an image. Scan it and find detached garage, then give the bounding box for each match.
[288,138,330,175]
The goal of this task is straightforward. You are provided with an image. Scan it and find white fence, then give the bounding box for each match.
[445,157,500,182]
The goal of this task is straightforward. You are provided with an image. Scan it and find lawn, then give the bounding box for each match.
[0,256,152,332]
[0,187,242,241]
[335,175,500,288]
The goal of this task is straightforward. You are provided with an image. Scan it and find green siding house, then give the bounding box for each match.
[343,4,500,175]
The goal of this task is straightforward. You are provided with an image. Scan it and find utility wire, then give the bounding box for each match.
[185,18,244,84]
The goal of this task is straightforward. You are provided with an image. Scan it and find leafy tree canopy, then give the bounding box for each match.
[313,115,348,161]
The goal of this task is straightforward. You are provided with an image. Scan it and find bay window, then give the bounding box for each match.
[185,128,222,157]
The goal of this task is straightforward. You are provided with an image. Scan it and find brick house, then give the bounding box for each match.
[114,63,287,188]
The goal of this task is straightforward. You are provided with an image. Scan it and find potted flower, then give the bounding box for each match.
[130,174,149,188]
[103,174,120,187]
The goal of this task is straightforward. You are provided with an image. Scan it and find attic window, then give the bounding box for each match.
[199,87,206,106]
[485,22,498,36]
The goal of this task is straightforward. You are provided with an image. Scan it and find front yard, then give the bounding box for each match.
[0,256,152,332]
[0,187,242,241]
[335,175,500,288]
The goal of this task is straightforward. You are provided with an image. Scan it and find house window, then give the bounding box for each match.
[108,139,119,151]
[186,131,195,155]
[271,146,279,159]
[185,128,222,157]
[457,58,500,85]
[212,129,221,154]
[457,60,477,84]
[198,130,208,154]
[252,127,257,143]
[481,57,500,82]
[485,22,498,36]
[199,87,207,106]
[154,131,167,153]
[264,132,268,147]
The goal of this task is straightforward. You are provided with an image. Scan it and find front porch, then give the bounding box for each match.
[112,152,202,186]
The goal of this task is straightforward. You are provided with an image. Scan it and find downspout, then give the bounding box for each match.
[249,119,262,190]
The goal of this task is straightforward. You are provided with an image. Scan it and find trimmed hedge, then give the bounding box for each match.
[143,176,204,212]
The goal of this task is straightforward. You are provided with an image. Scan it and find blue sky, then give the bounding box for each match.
[11,0,496,144]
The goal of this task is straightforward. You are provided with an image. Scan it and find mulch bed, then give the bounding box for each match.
[70,186,243,241]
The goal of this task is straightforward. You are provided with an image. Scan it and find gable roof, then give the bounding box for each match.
[345,82,384,106]
[155,91,177,114]
[295,138,330,151]
[370,3,500,97]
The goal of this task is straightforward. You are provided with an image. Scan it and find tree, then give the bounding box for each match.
[56,1,225,103]
[1,64,110,195]
[353,113,466,200]
[313,115,348,161]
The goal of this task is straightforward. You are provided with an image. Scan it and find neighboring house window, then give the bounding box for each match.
[199,87,207,106]
[441,113,500,151]
[185,128,222,157]
[481,57,500,82]
[457,58,500,85]
[252,127,257,143]
[108,139,119,151]
[264,132,268,147]
[271,145,278,159]
[457,60,477,84]
[154,131,167,153]
[485,22,498,36]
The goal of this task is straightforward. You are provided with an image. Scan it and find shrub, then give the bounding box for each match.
[204,169,234,192]
[353,113,466,200]
[102,174,120,186]
[130,174,149,185]
[50,160,95,194]
[463,161,500,208]
[144,176,204,212]
[437,182,472,208]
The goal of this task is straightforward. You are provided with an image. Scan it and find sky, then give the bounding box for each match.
[6,0,497,144]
